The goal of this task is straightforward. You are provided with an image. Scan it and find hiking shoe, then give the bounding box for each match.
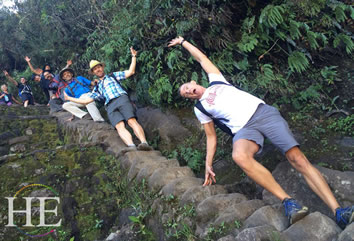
[336,206,354,229]
[137,143,153,151]
[283,198,309,225]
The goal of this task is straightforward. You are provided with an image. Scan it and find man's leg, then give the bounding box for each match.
[24,100,29,107]
[81,93,104,122]
[62,101,87,119]
[126,118,147,143]
[115,121,134,146]
[232,139,291,201]
[285,147,340,214]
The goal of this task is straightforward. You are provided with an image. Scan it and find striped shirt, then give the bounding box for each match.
[90,71,127,105]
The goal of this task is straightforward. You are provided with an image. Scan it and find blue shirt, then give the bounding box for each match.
[18,83,32,97]
[90,71,127,105]
[64,76,92,98]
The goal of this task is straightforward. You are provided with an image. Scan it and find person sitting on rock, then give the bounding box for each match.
[60,67,105,122]
[3,70,34,107]
[0,84,22,106]
[64,47,152,152]
[168,36,353,229]
[45,71,68,113]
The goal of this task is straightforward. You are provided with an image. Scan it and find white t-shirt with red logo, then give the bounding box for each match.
[194,73,265,134]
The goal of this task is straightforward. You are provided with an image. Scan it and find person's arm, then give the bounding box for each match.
[24,56,42,75]
[168,36,220,75]
[124,47,137,78]
[63,91,94,105]
[12,96,22,105]
[64,59,72,69]
[202,121,217,186]
[3,71,18,86]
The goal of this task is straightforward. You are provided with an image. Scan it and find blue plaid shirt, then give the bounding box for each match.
[90,71,127,105]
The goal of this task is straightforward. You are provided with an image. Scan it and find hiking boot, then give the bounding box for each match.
[137,142,153,151]
[335,205,354,229]
[283,198,309,225]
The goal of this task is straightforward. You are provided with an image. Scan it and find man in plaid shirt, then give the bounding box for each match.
[64,47,152,152]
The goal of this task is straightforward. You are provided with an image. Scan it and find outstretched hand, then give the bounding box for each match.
[66,59,73,66]
[130,47,138,57]
[168,36,184,47]
[3,70,9,76]
[24,56,31,62]
[203,164,216,186]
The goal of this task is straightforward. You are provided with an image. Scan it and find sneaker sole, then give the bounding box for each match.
[290,206,309,225]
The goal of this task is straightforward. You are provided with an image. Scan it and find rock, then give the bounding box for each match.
[8,163,21,169]
[120,151,164,170]
[127,156,178,181]
[213,200,265,226]
[243,205,288,231]
[218,235,236,241]
[337,223,354,241]
[25,128,33,135]
[136,107,190,151]
[0,131,18,145]
[225,177,264,200]
[196,193,248,228]
[180,185,228,207]
[0,146,9,156]
[235,225,289,241]
[161,177,203,197]
[135,159,180,183]
[337,137,354,148]
[10,143,26,153]
[263,161,354,217]
[282,212,341,241]
[148,167,195,192]
[109,224,140,241]
[117,208,137,228]
[8,136,30,145]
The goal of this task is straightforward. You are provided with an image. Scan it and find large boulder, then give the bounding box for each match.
[282,212,342,241]
[136,107,191,151]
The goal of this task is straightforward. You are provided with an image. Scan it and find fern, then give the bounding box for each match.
[333,33,354,54]
[237,33,258,53]
[288,51,309,73]
[148,75,173,106]
[289,20,302,40]
[333,4,347,22]
[259,4,286,28]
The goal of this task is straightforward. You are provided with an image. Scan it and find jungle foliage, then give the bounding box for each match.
[0,0,353,113]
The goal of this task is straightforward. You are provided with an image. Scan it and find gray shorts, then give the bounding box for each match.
[233,104,299,154]
[105,95,136,127]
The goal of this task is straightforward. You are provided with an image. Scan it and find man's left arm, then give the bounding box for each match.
[124,47,137,78]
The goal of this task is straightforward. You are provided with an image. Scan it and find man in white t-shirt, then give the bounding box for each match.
[168,36,353,229]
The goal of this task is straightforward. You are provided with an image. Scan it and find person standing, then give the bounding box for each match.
[168,36,353,229]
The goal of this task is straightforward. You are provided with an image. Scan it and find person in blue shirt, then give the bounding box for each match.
[64,47,152,152]
[3,70,34,107]
[60,67,104,122]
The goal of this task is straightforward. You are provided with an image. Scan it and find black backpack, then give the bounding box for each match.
[194,81,235,136]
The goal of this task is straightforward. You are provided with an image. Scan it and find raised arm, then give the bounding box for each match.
[124,47,137,78]
[202,121,217,186]
[3,71,18,86]
[168,36,220,75]
[64,59,72,69]
[24,56,43,75]
[12,96,22,105]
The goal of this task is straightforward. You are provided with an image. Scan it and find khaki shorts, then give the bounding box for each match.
[233,104,299,154]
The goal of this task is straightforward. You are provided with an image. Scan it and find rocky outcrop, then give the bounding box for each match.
[3,105,352,241]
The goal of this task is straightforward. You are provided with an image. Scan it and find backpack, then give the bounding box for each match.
[194,81,235,137]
